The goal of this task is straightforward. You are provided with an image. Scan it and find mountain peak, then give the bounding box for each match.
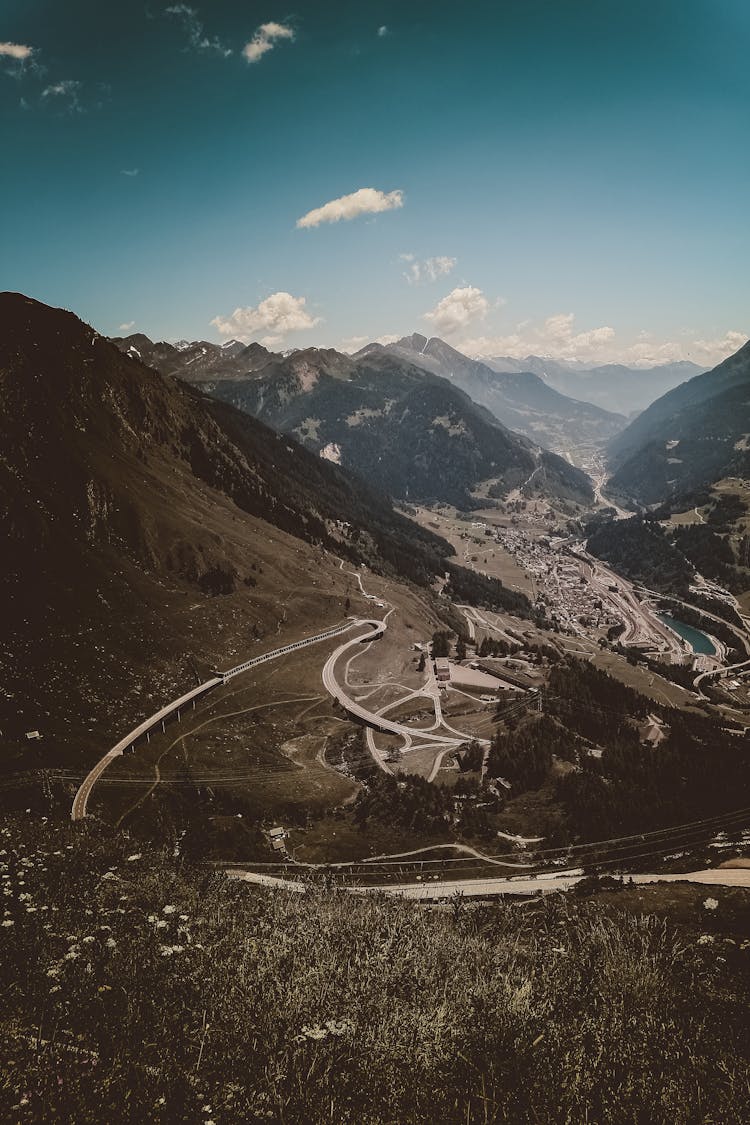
[396,332,429,354]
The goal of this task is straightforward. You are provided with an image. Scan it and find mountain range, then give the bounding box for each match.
[114,331,593,508]
[355,334,626,452]
[484,354,706,416]
[0,293,461,761]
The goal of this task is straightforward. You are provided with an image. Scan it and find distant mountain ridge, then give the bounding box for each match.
[113,332,593,508]
[483,353,706,416]
[605,338,750,505]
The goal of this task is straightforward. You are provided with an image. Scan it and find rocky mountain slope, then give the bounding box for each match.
[606,338,750,506]
[358,334,626,454]
[0,293,456,761]
[484,354,705,416]
[193,346,593,508]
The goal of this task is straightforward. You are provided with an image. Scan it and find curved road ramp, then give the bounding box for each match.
[71,619,370,820]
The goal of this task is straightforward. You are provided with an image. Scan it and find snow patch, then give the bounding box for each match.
[320,443,342,465]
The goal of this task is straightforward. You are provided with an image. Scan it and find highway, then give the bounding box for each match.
[229,865,750,900]
[71,618,365,820]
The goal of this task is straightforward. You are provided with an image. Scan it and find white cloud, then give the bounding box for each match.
[121,168,139,177]
[540,312,616,358]
[461,315,747,368]
[297,187,404,229]
[119,321,135,332]
[424,286,489,335]
[401,254,456,285]
[377,26,389,37]
[41,80,83,112]
[211,292,321,344]
[165,5,232,56]
[243,21,294,64]
[689,330,747,364]
[0,42,33,59]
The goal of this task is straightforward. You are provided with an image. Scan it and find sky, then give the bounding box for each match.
[1,0,749,367]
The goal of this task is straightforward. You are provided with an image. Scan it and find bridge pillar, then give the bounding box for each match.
[161,720,166,733]
[177,709,181,722]
[146,731,150,743]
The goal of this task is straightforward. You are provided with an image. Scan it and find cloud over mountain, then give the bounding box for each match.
[211,292,321,344]
[296,187,404,229]
[424,286,489,334]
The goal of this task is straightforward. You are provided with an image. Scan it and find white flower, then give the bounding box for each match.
[1,919,13,927]
[83,936,95,943]
[105,938,117,949]
[100,872,117,881]
[703,897,719,911]
[162,905,176,915]
[697,934,715,945]
[126,854,142,862]
[155,920,168,930]
[147,914,157,923]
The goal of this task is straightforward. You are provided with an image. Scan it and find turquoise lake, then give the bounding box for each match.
[658,613,716,656]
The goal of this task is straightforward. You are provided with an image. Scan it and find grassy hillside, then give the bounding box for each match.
[3,814,750,1124]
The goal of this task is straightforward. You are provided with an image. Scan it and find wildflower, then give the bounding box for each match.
[703,897,719,911]
[156,920,168,930]
[100,872,116,882]
[180,914,189,922]
[83,936,96,944]
[147,914,157,923]
[162,905,176,915]
[106,937,117,949]
[64,951,78,960]
[126,854,142,862]
[2,919,14,927]
[697,934,715,945]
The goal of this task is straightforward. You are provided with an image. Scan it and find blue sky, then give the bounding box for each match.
[1,0,748,365]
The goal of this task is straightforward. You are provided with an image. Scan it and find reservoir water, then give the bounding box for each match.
[658,613,716,656]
